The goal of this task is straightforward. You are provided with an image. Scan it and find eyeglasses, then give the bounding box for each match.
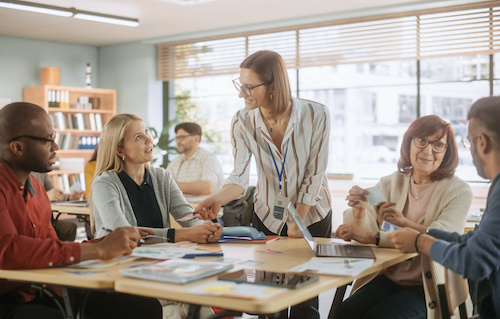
[232,78,270,96]
[413,137,448,153]
[461,135,479,151]
[175,134,193,142]
[9,131,57,145]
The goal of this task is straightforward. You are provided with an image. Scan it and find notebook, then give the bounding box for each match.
[287,203,376,259]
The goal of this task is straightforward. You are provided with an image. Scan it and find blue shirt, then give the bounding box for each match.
[429,173,500,318]
[118,169,163,228]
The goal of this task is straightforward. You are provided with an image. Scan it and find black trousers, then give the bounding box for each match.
[0,289,162,319]
[252,209,332,319]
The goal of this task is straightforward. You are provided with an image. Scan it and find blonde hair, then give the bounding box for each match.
[240,50,292,117]
[89,113,145,234]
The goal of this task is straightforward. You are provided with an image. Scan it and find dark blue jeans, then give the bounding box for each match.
[337,274,426,319]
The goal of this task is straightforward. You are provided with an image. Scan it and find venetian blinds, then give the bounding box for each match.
[157,2,500,81]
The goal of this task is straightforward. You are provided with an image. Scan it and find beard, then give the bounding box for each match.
[471,145,486,179]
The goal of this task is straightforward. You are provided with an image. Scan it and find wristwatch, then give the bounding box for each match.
[375,231,381,246]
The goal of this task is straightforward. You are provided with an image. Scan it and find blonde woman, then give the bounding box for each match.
[91,113,222,243]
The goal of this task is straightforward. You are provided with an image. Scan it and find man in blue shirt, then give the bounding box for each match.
[388,96,500,319]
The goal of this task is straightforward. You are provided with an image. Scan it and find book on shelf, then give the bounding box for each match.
[120,259,234,284]
[94,113,102,130]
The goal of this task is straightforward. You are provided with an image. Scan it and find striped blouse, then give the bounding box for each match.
[225,96,332,234]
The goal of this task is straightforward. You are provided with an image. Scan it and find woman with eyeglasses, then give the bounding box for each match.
[195,50,331,319]
[334,115,472,319]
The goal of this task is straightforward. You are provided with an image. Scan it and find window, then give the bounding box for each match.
[161,2,500,182]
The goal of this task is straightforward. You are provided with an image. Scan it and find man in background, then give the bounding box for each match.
[388,96,500,318]
[31,172,83,241]
[0,102,161,318]
[167,122,223,196]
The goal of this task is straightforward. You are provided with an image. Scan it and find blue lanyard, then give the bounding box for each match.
[267,139,289,195]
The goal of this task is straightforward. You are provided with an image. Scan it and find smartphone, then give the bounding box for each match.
[218,269,319,289]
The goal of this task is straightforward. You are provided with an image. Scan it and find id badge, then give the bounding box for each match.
[273,197,288,220]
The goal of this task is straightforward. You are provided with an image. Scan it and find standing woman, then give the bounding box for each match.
[196,50,332,318]
[90,113,222,243]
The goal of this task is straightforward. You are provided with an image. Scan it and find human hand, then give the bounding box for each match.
[286,219,303,238]
[94,227,141,260]
[194,196,222,220]
[387,228,420,253]
[137,228,156,244]
[184,221,222,243]
[335,223,375,244]
[47,188,64,202]
[345,185,369,219]
[378,202,407,227]
[69,190,85,201]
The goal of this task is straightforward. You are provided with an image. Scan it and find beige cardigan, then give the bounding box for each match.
[344,171,472,319]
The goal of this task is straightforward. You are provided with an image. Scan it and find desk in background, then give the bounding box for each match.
[51,203,92,240]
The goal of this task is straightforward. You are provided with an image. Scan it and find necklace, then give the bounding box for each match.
[262,113,279,132]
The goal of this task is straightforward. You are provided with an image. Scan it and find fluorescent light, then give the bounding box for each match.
[74,12,139,27]
[0,0,72,17]
[0,0,139,27]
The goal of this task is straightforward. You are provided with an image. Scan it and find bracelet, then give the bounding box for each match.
[414,233,423,253]
[375,231,381,246]
[167,228,176,243]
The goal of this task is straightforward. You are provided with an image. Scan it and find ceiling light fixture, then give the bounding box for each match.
[0,0,139,27]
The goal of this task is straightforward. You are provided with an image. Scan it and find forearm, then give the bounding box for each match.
[212,184,245,204]
[80,242,103,261]
[404,219,428,234]
[295,203,311,219]
[177,181,214,196]
[416,233,436,255]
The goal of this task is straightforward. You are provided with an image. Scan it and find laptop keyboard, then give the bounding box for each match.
[317,244,353,257]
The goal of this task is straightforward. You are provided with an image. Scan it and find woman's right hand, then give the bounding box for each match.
[194,196,223,220]
[346,185,369,219]
[334,223,376,245]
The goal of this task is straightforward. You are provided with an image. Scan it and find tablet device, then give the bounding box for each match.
[218,269,319,289]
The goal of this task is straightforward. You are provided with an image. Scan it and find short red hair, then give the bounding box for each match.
[398,115,458,181]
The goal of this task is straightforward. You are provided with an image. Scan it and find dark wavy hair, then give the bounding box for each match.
[397,115,458,181]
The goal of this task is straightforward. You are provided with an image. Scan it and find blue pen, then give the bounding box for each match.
[182,253,224,259]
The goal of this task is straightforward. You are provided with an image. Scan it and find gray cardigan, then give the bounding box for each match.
[92,167,202,239]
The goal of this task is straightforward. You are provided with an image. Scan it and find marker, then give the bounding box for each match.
[182,253,224,259]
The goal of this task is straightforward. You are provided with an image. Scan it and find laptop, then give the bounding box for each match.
[287,203,376,259]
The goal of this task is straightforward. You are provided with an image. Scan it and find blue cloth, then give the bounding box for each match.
[118,169,163,228]
[429,173,500,319]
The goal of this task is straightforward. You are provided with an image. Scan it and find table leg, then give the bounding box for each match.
[328,283,349,319]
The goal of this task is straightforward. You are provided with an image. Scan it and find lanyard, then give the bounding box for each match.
[267,139,289,197]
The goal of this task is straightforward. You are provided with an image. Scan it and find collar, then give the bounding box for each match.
[118,168,153,188]
[181,147,201,161]
[0,158,36,196]
[257,97,299,132]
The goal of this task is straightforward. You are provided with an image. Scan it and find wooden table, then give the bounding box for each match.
[115,238,417,317]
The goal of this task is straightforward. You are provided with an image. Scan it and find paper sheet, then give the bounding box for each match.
[290,257,374,277]
[132,243,199,259]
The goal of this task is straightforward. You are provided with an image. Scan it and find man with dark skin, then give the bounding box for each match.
[0,102,161,319]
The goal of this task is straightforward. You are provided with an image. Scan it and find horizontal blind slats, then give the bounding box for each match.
[158,3,500,81]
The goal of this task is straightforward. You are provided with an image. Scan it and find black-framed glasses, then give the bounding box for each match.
[413,137,447,153]
[175,134,193,142]
[9,131,57,145]
[232,78,270,96]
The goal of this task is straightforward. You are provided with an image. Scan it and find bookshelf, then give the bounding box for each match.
[23,85,116,192]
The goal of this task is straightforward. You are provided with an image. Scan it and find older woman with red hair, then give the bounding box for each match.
[335,115,472,319]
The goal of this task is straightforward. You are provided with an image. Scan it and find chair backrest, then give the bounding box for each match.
[438,267,469,319]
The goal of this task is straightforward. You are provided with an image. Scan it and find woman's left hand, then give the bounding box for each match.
[378,202,408,228]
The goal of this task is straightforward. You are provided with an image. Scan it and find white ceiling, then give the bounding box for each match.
[0,0,493,46]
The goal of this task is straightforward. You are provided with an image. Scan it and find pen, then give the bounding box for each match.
[182,253,224,259]
[102,227,145,244]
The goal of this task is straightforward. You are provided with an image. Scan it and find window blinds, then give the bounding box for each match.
[157,1,500,81]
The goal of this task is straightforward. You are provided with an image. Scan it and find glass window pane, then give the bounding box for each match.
[420,81,489,182]
[420,55,489,83]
